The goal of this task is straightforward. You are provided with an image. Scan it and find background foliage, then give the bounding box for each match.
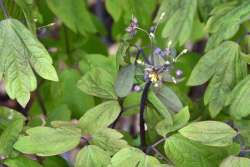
[1,0,250,167]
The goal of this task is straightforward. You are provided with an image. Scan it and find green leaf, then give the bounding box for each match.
[77,67,117,99]
[165,134,240,167]
[123,92,141,116]
[121,0,157,27]
[47,105,71,125]
[227,76,250,119]
[14,127,81,156]
[155,86,183,112]
[105,0,122,22]
[90,128,128,155]
[148,91,173,125]
[116,40,130,68]
[0,18,58,107]
[205,1,250,50]
[179,121,237,147]
[79,101,121,135]
[241,53,250,64]
[75,145,111,167]
[197,0,227,21]
[220,156,250,167]
[0,107,25,157]
[156,106,190,137]
[43,156,69,167]
[108,147,160,167]
[4,156,43,167]
[188,41,247,117]
[46,0,96,36]
[48,69,95,118]
[161,0,197,46]
[79,54,116,75]
[14,0,37,34]
[115,64,135,97]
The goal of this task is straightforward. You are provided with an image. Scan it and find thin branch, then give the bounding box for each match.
[132,45,149,64]
[151,137,166,148]
[0,0,9,18]
[140,81,151,151]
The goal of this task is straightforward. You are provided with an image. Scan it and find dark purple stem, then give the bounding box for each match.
[140,81,151,151]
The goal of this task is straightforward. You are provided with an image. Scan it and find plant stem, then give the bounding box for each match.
[63,25,71,63]
[151,147,170,163]
[0,0,9,18]
[140,81,151,151]
[36,90,47,116]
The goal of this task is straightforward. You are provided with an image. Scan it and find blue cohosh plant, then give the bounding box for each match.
[115,14,188,150]
[1,0,250,166]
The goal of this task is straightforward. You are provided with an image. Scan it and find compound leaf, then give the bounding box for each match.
[0,18,58,107]
[188,41,247,117]
[206,0,250,50]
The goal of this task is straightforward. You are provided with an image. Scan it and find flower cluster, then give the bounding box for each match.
[126,14,187,87]
[126,16,138,36]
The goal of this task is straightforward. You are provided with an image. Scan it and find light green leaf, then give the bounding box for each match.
[115,64,135,97]
[0,107,25,157]
[14,127,81,156]
[205,1,250,50]
[241,53,250,64]
[4,156,43,167]
[148,91,173,125]
[161,0,197,46]
[77,67,117,99]
[108,147,160,167]
[179,121,237,147]
[46,0,96,36]
[227,76,250,119]
[0,18,58,107]
[188,41,247,117]
[75,145,111,167]
[79,101,121,135]
[165,134,240,167]
[155,86,183,112]
[90,128,128,155]
[156,106,190,137]
[220,156,250,167]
